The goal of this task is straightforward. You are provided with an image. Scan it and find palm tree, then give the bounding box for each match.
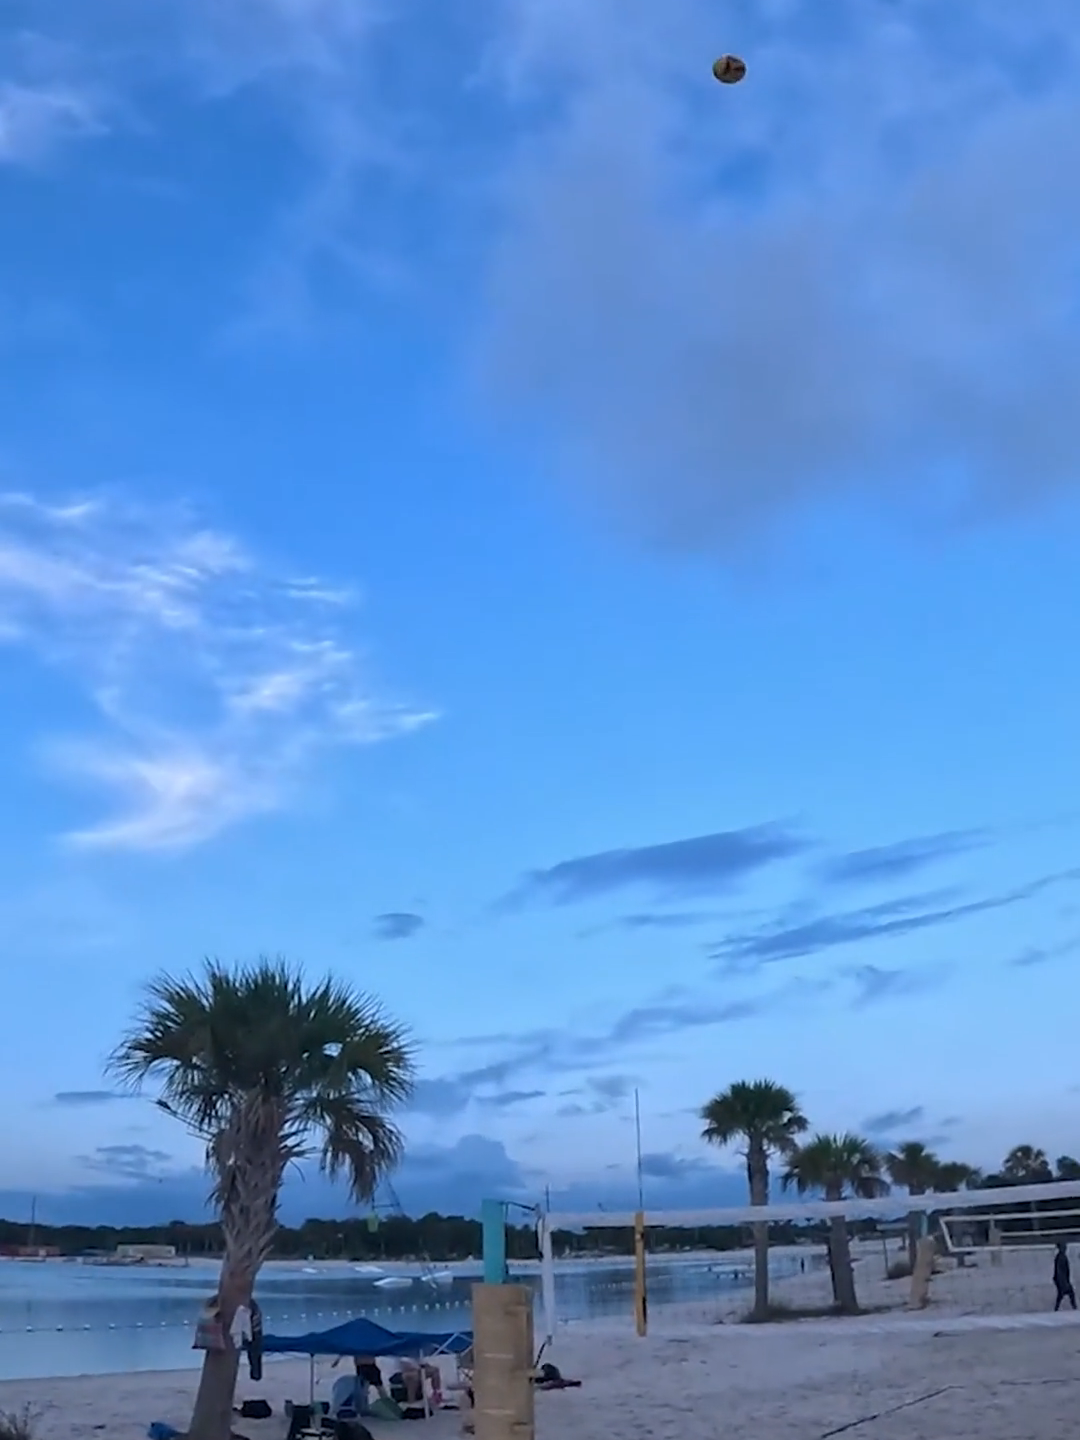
[885,1141,940,1259]
[935,1160,982,1192]
[108,958,415,1440]
[1002,1145,1053,1183]
[783,1132,888,1314]
[700,1079,808,1320]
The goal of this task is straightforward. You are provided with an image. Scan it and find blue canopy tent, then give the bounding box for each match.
[261,1316,473,1408]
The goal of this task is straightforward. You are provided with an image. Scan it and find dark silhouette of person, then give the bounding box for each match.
[1053,1242,1077,1311]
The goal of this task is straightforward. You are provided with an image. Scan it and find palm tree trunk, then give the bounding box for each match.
[190,1121,282,1440]
[188,1260,250,1440]
[747,1151,770,1320]
[189,1345,243,1440]
[828,1215,859,1314]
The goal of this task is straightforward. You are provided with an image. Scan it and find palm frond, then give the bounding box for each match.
[782,1132,889,1200]
[108,956,416,1203]
[701,1079,808,1152]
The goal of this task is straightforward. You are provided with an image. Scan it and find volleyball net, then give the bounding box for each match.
[540,1179,1080,1335]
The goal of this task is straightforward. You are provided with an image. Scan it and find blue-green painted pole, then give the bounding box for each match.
[482,1198,508,1284]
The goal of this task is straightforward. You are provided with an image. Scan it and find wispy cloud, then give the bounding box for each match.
[78,1146,180,1180]
[79,1143,176,1182]
[0,26,110,166]
[711,870,1080,970]
[53,1089,129,1107]
[416,977,828,1118]
[819,830,989,888]
[844,962,948,1009]
[1009,935,1080,967]
[639,1151,714,1182]
[0,81,105,164]
[0,492,433,850]
[372,911,425,941]
[862,1106,926,1138]
[502,824,807,908]
[477,1088,545,1110]
[556,1074,636,1118]
[606,910,720,932]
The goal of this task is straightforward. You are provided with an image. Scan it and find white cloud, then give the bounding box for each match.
[473,0,1080,552]
[0,80,104,163]
[0,493,433,850]
[0,22,110,166]
[18,0,1080,549]
[144,0,1080,546]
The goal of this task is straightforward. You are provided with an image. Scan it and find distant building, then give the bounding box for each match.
[115,1243,178,1262]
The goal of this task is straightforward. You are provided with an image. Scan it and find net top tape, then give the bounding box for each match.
[545,1179,1080,1230]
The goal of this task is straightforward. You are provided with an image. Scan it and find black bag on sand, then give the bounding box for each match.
[286,1404,314,1440]
[238,1401,272,1420]
[333,1422,374,1440]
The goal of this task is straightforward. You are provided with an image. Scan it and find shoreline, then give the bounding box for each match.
[0,1238,1071,1386]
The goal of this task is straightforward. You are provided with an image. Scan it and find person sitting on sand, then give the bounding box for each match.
[392,1357,443,1406]
[1053,1242,1077,1311]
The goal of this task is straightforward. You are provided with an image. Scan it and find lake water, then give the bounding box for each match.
[0,1253,787,1379]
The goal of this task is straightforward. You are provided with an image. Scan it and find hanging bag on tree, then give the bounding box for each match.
[247,1299,264,1381]
[193,1298,227,1352]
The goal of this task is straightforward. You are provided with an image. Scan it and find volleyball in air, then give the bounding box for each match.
[712,54,747,84]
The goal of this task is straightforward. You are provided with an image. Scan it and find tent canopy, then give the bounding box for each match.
[262,1316,472,1359]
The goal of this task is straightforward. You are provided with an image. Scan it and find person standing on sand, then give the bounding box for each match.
[1053,1242,1077,1311]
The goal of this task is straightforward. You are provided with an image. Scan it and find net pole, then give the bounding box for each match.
[634,1211,647,1337]
[539,1212,556,1352]
[633,1090,648,1336]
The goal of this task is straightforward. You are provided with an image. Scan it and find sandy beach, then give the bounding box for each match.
[4,1312,1080,1440]
[4,1242,1080,1440]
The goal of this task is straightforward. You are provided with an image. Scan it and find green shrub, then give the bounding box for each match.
[0,1408,36,1440]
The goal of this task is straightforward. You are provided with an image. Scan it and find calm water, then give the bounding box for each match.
[0,1254,789,1379]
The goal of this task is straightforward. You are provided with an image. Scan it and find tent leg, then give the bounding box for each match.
[309,1355,315,1407]
[419,1366,430,1418]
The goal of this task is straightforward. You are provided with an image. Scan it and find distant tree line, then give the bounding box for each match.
[0,1210,813,1260]
[4,1147,1076,1264]
[0,1212,531,1261]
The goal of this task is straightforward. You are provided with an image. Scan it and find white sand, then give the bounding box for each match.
[5,1246,1079,1440]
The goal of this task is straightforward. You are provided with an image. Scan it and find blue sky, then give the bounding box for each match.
[2,0,1080,1227]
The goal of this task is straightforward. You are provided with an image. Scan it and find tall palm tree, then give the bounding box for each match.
[1002,1144,1053,1183]
[108,958,415,1440]
[700,1079,808,1320]
[783,1132,888,1314]
[885,1141,941,1259]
